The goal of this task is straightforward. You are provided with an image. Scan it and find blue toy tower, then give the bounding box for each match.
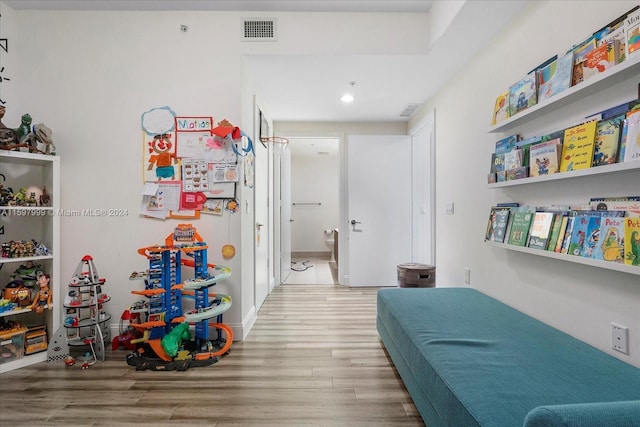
[126,224,232,371]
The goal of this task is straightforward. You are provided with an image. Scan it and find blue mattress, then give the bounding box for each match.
[376,287,640,427]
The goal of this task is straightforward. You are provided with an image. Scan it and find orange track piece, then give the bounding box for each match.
[148,339,172,362]
[130,321,166,330]
[131,289,165,296]
[193,323,233,360]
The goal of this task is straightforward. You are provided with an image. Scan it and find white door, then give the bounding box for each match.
[280,146,292,283]
[347,135,412,287]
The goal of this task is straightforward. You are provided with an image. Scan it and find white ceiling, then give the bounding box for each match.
[4,1,528,123]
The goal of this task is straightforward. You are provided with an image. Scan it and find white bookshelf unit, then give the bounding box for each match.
[486,54,640,276]
[1,150,61,373]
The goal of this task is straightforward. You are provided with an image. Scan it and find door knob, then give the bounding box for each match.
[350,219,361,225]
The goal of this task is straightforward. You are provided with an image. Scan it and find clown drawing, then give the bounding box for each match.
[142,106,177,181]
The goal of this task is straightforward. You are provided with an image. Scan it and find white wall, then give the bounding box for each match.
[290,142,339,254]
[410,0,640,367]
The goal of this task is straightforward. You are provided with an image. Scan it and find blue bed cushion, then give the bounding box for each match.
[377,288,640,427]
[524,400,640,427]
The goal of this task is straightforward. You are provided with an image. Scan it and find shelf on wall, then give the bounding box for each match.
[0,150,59,165]
[0,305,52,318]
[0,255,54,265]
[486,241,640,276]
[488,54,640,134]
[488,160,640,188]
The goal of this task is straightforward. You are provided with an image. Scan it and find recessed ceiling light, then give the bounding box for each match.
[340,93,355,103]
[340,81,356,103]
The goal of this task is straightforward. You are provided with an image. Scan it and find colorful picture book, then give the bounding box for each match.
[621,109,640,162]
[516,136,542,168]
[507,209,535,246]
[506,166,528,181]
[560,215,576,254]
[567,211,602,256]
[559,120,598,171]
[594,214,625,262]
[508,72,537,117]
[551,215,570,252]
[537,52,573,103]
[495,135,519,154]
[528,212,556,250]
[571,36,597,86]
[599,25,627,63]
[626,8,640,58]
[624,216,640,266]
[485,206,511,243]
[491,92,510,126]
[593,115,624,166]
[529,138,561,176]
[503,148,524,171]
[579,215,603,258]
[583,40,619,81]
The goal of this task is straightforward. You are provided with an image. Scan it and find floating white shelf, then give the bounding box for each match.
[488,54,640,133]
[486,241,640,276]
[488,160,640,188]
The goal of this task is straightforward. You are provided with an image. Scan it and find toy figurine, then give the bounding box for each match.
[16,113,32,143]
[39,186,51,206]
[31,274,53,314]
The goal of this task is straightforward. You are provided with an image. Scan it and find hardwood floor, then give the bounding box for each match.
[0,284,424,426]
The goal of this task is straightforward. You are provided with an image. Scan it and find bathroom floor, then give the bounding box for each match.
[284,256,338,285]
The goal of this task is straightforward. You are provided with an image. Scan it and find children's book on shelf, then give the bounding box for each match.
[485,206,511,243]
[593,213,626,262]
[599,25,627,63]
[623,216,640,266]
[508,72,537,117]
[590,196,640,216]
[487,173,497,184]
[537,52,574,103]
[621,108,640,162]
[583,40,620,81]
[567,211,602,256]
[495,134,519,154]
[579,215,603,258]
[496,171,507,182]
[552,215,570,252]
[516,135,543,168]
[503,148,524,171]
[529,138,561,176]
[490,153,505,173]
[560,214,577,254]
[586,99,638,123]
[593,115,625,166]
[491,91,510,126]
[528,211,556,250]
[506,166,528,181]
[571,35,597,86]
[626,8,640,58]
[559,120,598,171]
[507,208,535,247]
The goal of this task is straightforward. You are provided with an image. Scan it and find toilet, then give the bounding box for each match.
[324,229,338,263]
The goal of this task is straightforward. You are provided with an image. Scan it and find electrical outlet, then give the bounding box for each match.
[464,268,471,285]
[611,323,629,354]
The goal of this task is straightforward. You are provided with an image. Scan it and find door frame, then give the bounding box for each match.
[409,109,436,265]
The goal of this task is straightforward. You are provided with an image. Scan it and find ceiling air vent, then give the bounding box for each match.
[242,19,277,42]
[400,103,422,117]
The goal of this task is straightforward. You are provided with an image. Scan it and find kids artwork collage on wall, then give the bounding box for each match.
[139,106,253,220]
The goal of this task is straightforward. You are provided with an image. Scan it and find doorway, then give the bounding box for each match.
[284,137,340,285]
